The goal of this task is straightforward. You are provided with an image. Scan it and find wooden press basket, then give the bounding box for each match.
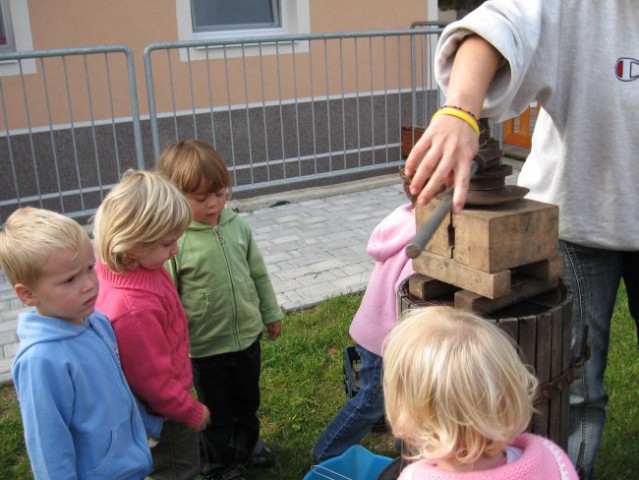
[397,279,574,451]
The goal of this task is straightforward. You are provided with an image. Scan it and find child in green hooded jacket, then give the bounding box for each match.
[157,139,283,480]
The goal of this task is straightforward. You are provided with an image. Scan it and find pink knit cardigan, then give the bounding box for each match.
[95,261,204,430]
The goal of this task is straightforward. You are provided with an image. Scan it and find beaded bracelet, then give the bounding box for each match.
[441,104,480,122]
[431,107,481,137]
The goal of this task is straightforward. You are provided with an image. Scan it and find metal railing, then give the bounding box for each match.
[144,29,441,196]
[1,28,444,222]
[0,45,143,223]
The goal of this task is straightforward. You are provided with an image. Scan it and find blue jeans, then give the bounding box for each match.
[561,241,639,480]
[313,345,385,462]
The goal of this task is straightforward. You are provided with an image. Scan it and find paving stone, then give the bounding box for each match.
[0,181,412,384]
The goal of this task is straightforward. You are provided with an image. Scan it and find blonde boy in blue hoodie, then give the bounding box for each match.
[0,207,161,479]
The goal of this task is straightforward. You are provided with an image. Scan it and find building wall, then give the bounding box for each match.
[1,0,435,220]
[7,0,428,120]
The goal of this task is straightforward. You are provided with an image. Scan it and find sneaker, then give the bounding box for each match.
[200,466,246,480]
[247,439,276,468]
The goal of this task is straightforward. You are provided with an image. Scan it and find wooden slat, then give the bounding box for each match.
[408,273,458,300]
[548,308,562,444]
[559,295,573,449]
[496,317,519,346]
[454,275,559,313]
[517,312,538,369]
[515,254,565,281]
[413,250,511,299]
[532,311,551,437]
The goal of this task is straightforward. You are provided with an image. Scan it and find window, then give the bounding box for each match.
[191,0,281,34]
[177,0,309,42]
[176,0,310,61]
[1,0,35,76]
[0,0,15,52]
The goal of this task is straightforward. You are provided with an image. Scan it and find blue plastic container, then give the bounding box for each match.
[304,445,393,480]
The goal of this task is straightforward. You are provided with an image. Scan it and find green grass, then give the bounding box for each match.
[0,382,32,479]
[1,288,638,479]
[594,284,639,479]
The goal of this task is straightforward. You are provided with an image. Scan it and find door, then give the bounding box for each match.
[502,103,539,148]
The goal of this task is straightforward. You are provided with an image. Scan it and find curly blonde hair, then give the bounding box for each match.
[383,306,537,465]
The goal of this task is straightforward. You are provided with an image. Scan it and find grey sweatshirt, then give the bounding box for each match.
[436,0,639,250]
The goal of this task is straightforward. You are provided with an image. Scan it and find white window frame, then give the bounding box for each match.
[175,0,310,61]
[0,0,35,76]
[0,0,15,52]
[191,0,282,35]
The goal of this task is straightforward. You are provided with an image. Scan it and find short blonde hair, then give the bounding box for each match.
[156,139,232,196]
[383,306,537,464]
[93,169,192,273]
[0,207,87,286]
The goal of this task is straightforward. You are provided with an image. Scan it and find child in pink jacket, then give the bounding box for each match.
[93,170,210,480]
[313,170,416,461]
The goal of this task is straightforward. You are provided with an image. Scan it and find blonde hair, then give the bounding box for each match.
[156,139,232,196]
[0,207,87,286]
[383,306,537,465]
[93,169,192,273]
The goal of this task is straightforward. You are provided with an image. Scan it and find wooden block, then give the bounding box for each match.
[415,198,454,259]
[408,273,458,300]
[454,275,559,313]
[412,250,511,299]
[415,197,559,273]
[515,254,564,281]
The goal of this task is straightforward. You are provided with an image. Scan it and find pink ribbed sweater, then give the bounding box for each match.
[95,261,204,430]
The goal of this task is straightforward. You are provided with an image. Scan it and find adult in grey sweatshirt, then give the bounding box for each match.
[404,1,639,478]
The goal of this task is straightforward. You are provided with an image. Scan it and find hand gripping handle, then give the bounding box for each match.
[405,160,480,259]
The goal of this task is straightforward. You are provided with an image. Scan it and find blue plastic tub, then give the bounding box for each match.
[304,445,393,480]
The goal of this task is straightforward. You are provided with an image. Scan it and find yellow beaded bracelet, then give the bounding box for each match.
[431,107,481,137]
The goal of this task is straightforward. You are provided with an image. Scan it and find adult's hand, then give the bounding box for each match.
[404,113,480,213]
[404,34,502,213]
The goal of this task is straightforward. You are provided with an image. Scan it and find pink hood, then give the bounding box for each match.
[349,203,415,355]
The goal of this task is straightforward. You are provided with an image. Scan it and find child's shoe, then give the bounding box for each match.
[200,466,246,480]
[247,439,276,468]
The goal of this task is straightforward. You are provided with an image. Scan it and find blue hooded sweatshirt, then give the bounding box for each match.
[12,309,162,479]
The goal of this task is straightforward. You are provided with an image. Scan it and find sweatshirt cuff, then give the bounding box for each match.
[184,402,205,430]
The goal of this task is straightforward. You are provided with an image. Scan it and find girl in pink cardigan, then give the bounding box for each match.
[383,306,579,480]
[93,170,210,480]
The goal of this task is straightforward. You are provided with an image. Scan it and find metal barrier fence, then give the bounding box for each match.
[0,45,143,223]
[144,29,441,197]
[1,28,443,222]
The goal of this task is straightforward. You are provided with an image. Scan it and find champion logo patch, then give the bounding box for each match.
[615,57,639,81]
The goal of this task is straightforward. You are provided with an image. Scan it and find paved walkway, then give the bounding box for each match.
[0,163,522,384]
[0,175,408,384]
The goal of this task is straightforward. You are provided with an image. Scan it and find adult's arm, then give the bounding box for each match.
[404,35,502,212]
